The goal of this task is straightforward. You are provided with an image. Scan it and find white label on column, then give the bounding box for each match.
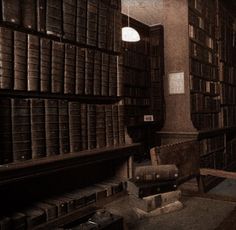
[144,115,154,122]
[168,72,185,94]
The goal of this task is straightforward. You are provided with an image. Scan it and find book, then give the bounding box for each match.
[46,0,63,37]
[114,10,122,53]
[109,55,118,96]
[51,41,65,93]
[22,0,37,30]
[30,99,46,159]
[45,99,59,156]
[76,0,87,44]
[40,38,52,92]
[87,0,98,46]
[33,202,58,221]
[64,44,76,94]
[14,31,27,91]
[112,105,119,146]
[81,104,88,150]
[96,105,106,148]
[87,104,96,150]
[85,49,94,95]
[93,51,102,96]
[118,105,125,145]
[11,98,32,162]
[101,53,109,96]
[105,105,114,147]
[1,0,21,25]
[75,47,86,95]
[0,27,14,89]
[0,98,13,164]
[98,0,108,49]
[59,100,70,154]
[107,7,114,51]
[69,101,81,152]
[63,0,76,41]
[37,0,46,33]
[27,34,40,92]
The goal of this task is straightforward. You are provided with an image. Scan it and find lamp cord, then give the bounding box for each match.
[128,4,130,27]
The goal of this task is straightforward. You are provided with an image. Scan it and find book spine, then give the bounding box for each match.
[87,0,98,47]
[30,99,46,159]
[112,104,119,146]
[22,0,37,30]
[0,98,13,164]
[40,38,51,92]
[93,51,101,96]
[46,0,63,37]
[0,27,14,89]
[63,0,76,41]
[11,98,32,162]
[14,31,27,91]
[69,101,81,152]
[64,44,76,94]
[101,53,109,96]
[76,0,87,44]
[27,34,40,92]
[98,0,108,49]
[118,104,125,145]
[96,105,106,148]
[37,0,46,33]
[45,99,59,156]
[75,47,85,95]
[105,105,114,147]
[2,0,21,25]
[109,55,118,96]
[85,49,94,95]
[51,41,65,93]
[87,104,96,149]
[81,104,88,150]
[59,100,70,154]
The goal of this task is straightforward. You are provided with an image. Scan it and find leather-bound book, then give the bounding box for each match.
[2,0,21,25]
[98,0,108,49]
[30,99,46,159]
[75,47,85,95]
[0,98,13,164]
[118,104,125,145]
[112,104,119,146]
[101,53,109,96]
[37,0,46,33]
[59,100,70,154]
[27,34,40,92]
[87,104,96,149]
[40,38,51,92]
[87,0,98,46]
[69,101,81,152]
[107,7,114,51]
[109,55,117,96]
[64,44,76,94]
[85,49,94,95]
[51,41,64,93]
[45,99,59,156]
[114,10,122,53]
[76,0,87,44]
[22,0,37,30]
[105,105,114,147]
[63,0,76,41]
[14,31,27,91]
[81,104,88,150]
[11,98,32,162]
[46,0,63,37]
[0,27,14,89]
[93,51,101,96]
[96,105,106,148]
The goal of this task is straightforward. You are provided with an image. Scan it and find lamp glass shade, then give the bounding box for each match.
[122,27,140,42]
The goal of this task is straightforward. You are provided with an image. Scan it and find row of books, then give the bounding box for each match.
[191,113,219,130]
[199,134,225,156]
[124,97,150,107]
[0,178,126,229]
[0,28,119,96]
[124,87,150,99]
[0,98,125,165]
[1,0,121,51]
[221,106,236,127]
[190,40,217,65]
[221,83,236,105]
[219,63,236,85]
[190,75,220,95]
[190,58,218,81]
[191,93,220,113]
[226,138,236,165]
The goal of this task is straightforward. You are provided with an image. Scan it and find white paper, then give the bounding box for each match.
[168,72,185,94]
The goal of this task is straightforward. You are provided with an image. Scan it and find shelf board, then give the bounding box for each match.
[0,89,122,103]
[0,144,142,186]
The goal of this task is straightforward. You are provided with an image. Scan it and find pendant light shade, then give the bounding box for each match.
[122,26,140,42]
[122,3,140,42]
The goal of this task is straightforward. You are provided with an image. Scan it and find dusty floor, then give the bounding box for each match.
[105,195,236,230]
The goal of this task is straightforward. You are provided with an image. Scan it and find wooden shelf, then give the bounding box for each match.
[0,89,122,104]
[0,144,142,186]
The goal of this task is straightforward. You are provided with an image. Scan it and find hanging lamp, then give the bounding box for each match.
[122,4,140,42]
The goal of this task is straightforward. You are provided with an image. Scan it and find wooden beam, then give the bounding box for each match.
[200,168,236,180]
